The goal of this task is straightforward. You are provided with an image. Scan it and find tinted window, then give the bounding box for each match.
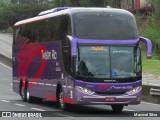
[73,11,138,40]
[14,15,71,45]
[15,24,32,46]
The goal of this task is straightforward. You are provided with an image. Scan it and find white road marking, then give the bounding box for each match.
[14,103,25,107]
[31,108,45,111]
[10,84,13,86]
[124,109,135,111]
[54,113,74,118]
[0,62,12,70]
[1,100,10,103]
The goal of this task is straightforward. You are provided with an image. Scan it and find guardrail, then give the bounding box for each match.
[150,88,160,96]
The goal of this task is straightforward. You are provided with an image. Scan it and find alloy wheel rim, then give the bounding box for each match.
[59,92,64,108]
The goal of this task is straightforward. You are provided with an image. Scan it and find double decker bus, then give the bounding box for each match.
[12,7,152,112]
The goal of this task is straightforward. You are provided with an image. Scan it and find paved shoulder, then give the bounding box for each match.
[0,33,12,59]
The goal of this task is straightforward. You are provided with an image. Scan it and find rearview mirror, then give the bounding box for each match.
[140,37,152,59]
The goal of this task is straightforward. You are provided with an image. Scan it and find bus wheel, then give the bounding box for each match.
[25,83,36,103]
[111,105,124,113]
[59,91,68,110]
[20,84,27,102]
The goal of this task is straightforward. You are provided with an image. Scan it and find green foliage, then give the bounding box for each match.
[0,0,7,8]
[136,0,160,54]
[0,3,53,28]
[142,51,160,75]
[151,0,160,18]
[137,15,160,54]
[52,0,119,7]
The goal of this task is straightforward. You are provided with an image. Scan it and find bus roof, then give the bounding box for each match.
[14,7,134,27]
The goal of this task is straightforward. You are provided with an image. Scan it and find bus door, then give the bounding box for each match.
[61,37,73,97]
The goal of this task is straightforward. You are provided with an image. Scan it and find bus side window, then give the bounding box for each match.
[33,20,47,43]
[62,37,72,75]
[61,15,72,75]
[46,17,61,42]
[15,24,32,46]
[30,23,37,43]
[60,15,71,40]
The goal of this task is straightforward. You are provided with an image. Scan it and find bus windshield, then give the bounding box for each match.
[76,46,141,79]
[73,11,138,40]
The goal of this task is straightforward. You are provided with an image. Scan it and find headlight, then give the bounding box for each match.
[126,86,142,95]
[76,86,95,95]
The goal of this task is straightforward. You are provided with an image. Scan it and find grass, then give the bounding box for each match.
[142,51,160,76]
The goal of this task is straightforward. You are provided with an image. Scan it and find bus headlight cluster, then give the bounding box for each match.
[126,86,142,95]
[76,86,95,95]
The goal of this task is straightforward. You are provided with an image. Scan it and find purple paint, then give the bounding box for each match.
[140,37,152,59]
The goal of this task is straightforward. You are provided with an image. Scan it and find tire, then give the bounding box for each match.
[26,83,34,103]
[20,82,42,103]
[111,105,124,113]
[20,83,27,102]
[58,90,69,111]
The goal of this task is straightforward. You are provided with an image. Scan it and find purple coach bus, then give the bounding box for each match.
[12,7,152,112]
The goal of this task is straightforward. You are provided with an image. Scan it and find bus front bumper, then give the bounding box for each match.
[74,89,141,105]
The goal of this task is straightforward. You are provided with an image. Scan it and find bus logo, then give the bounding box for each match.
[41,50,57,60]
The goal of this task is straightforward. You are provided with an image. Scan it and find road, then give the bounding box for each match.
[0,62,160,119]
[0,33,12,59]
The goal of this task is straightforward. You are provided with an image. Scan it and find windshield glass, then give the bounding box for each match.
[76,46,141,79]
[73,11,138,40]
[76,46,110,78]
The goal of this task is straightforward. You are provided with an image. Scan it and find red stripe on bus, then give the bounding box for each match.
[63,98,74,104]
[19,44,47,89]
[15,16,48,26]
[45,95,57,101]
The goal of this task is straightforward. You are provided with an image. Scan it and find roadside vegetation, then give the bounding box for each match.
[136,0,160,75]
[142,52,160,76]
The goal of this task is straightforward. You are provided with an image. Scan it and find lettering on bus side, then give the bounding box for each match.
[41,50,57,60]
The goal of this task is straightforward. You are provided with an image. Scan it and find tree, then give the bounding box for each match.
[0,3,52,28]
[0,0,7,8]
[152,0,160,18]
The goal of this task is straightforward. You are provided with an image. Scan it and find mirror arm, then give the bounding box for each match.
[140,37,152,59]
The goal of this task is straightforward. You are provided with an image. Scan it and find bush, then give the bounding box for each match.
[0,3,53,28]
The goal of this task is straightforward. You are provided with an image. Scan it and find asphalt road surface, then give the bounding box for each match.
[0,62,160,120]
[0,33,12,59]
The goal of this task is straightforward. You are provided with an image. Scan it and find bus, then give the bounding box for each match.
[12,7,152,112]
